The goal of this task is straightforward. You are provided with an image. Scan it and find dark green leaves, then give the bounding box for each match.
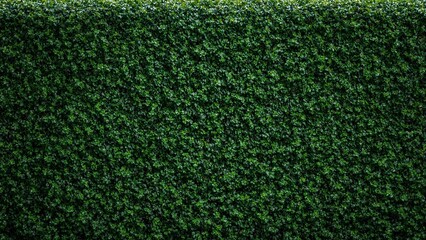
[1,0,425,239]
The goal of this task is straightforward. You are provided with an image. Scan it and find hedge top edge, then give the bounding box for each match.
[1,0,425,8]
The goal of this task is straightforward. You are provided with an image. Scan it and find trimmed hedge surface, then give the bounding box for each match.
[1,0,425,239]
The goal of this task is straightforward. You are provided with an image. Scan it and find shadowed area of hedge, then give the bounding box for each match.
[1,0,425,238]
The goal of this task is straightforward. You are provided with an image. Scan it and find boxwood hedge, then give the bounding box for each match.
[1,0,425,239]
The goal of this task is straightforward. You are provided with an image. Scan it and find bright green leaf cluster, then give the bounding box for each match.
[1,0,425,239]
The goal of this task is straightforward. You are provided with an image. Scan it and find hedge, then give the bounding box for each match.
[0,0,425,239]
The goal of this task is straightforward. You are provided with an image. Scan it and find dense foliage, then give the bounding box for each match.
[1,0,425,238]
